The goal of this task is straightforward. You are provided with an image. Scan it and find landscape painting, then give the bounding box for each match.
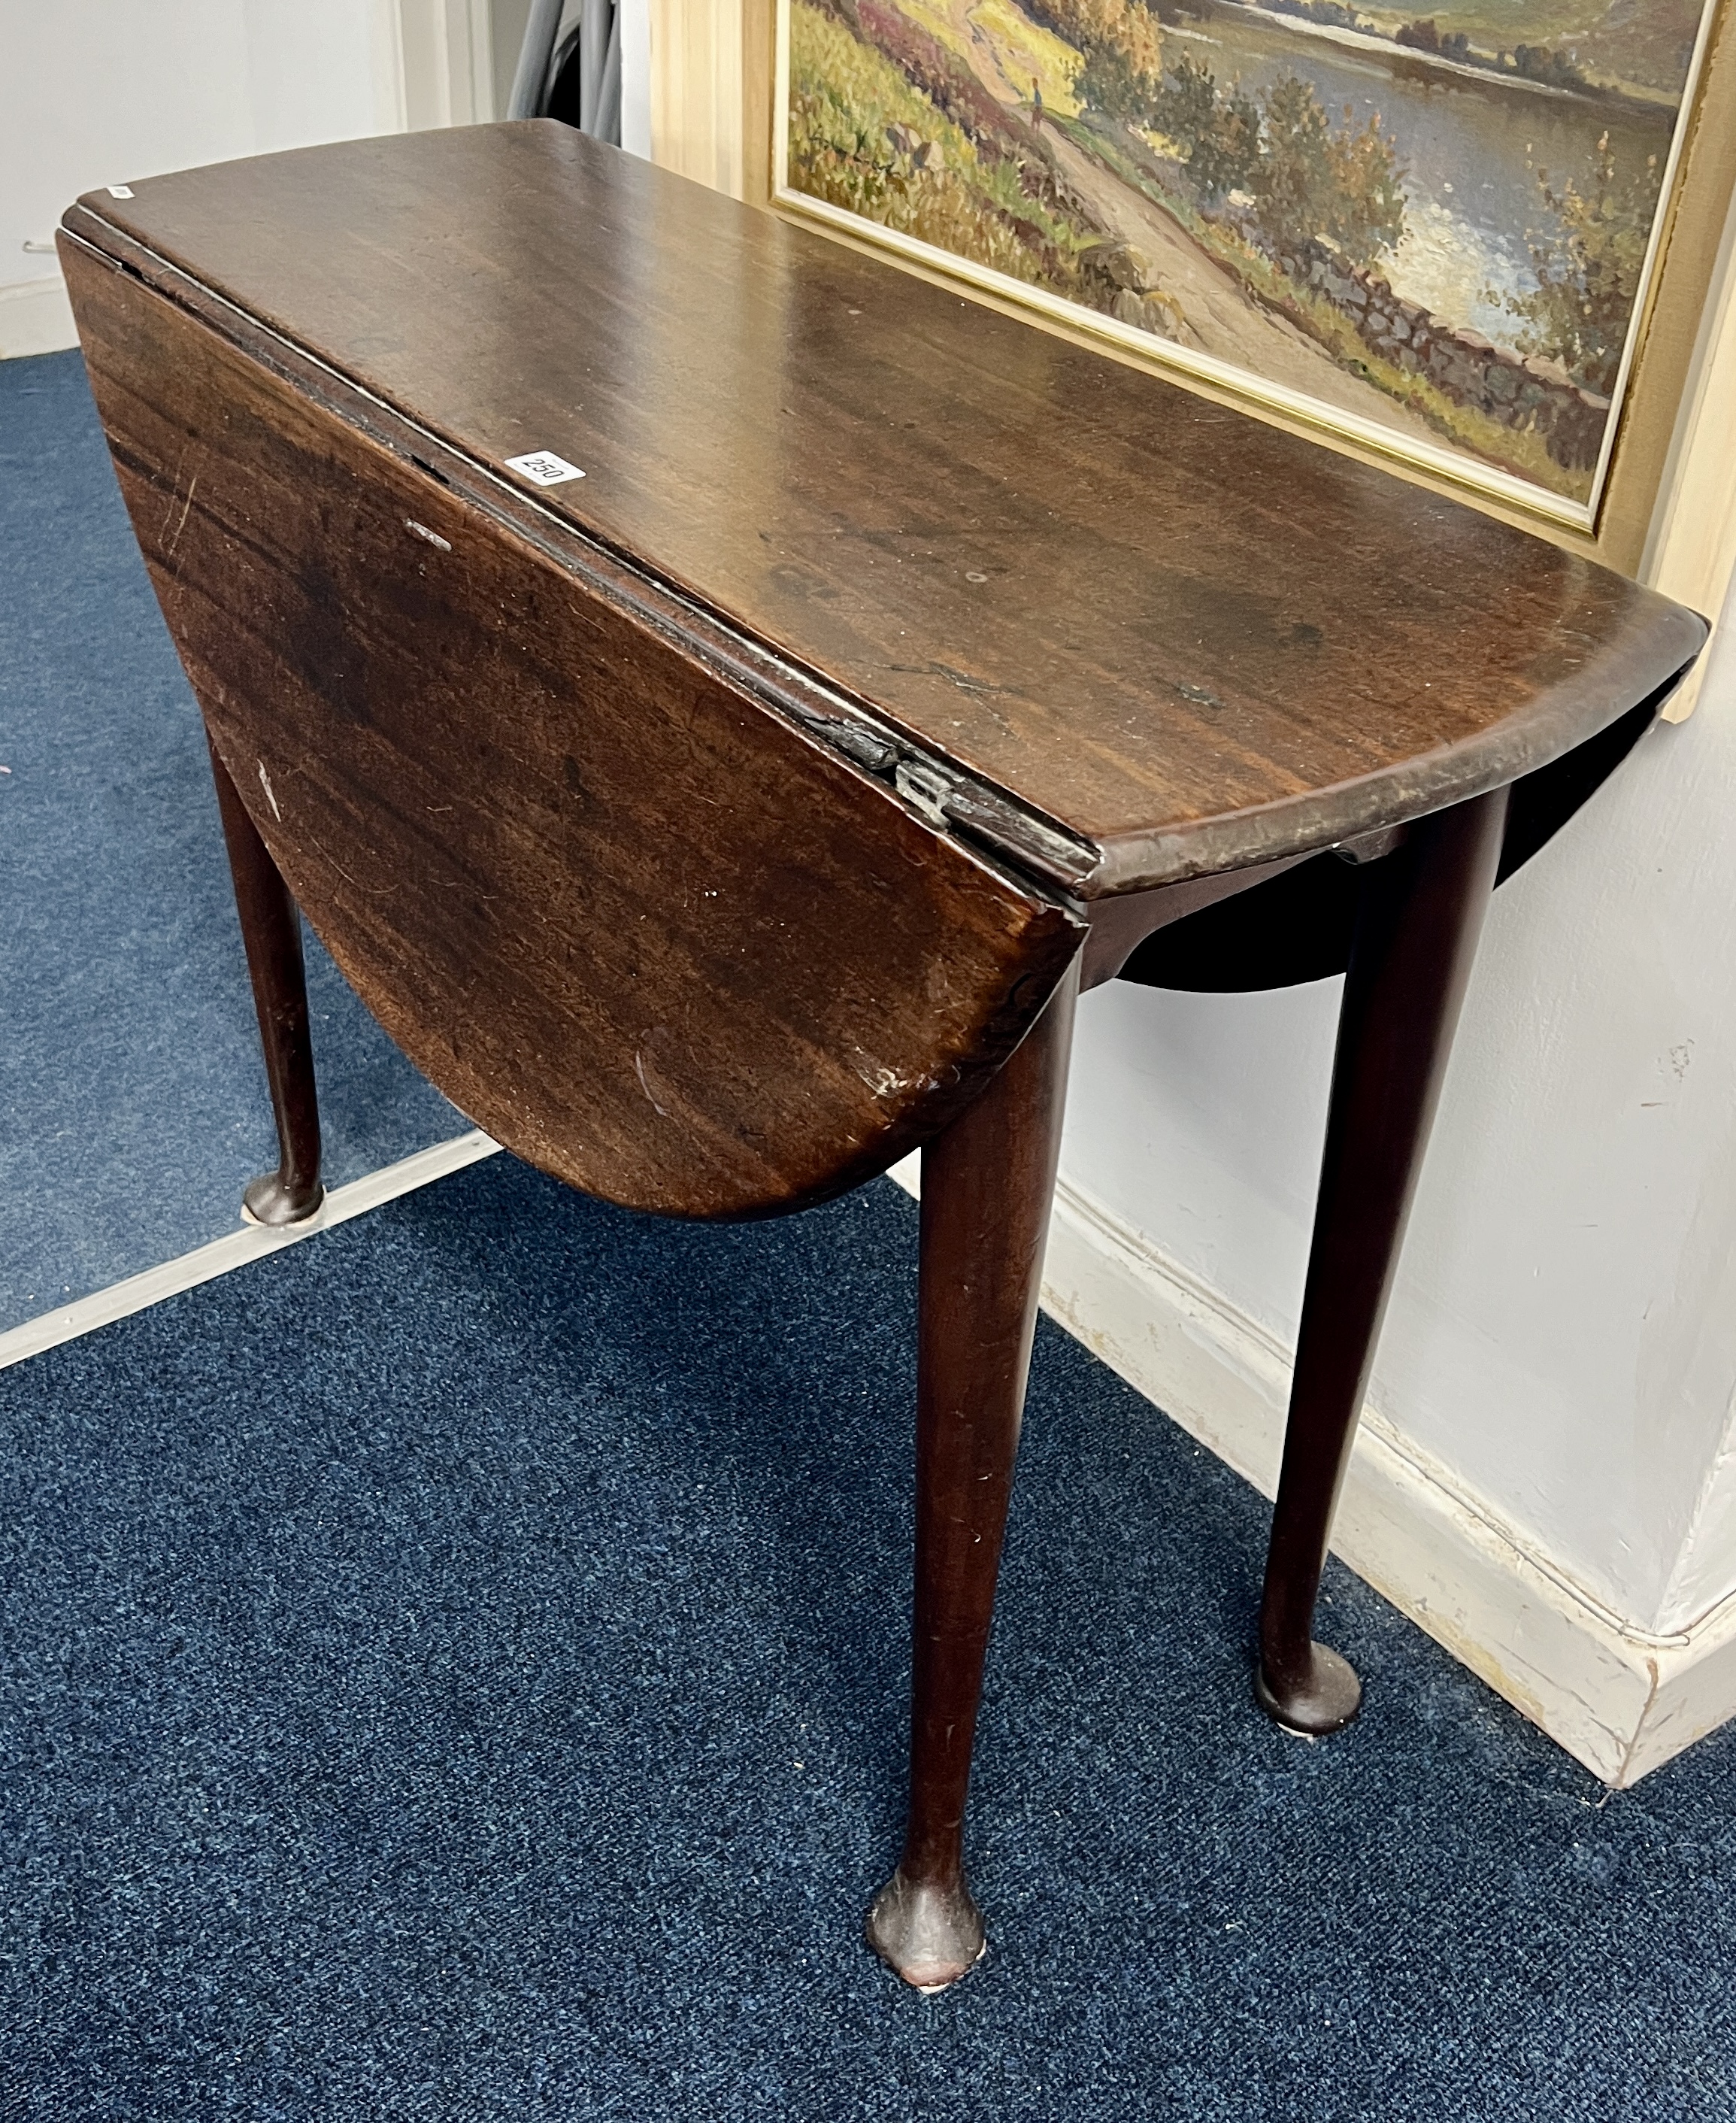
[776,0,1719,514]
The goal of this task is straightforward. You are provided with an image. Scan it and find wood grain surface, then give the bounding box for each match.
[63,123,1704,896]
[65,241,1083,1218]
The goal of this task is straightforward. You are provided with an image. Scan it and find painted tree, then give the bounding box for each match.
[1507,135,1662,394]
[1252,76,1405,268]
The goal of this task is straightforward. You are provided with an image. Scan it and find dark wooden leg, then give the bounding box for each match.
[867,957,1079,1991]
[207,736,325,1226]
[1256,789,1509,1733]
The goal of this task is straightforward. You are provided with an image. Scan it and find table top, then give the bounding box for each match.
[68,123,1704,898]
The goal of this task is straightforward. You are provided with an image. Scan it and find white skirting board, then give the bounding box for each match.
[0,1132,501,1373]
[1,274,78,360]
[887,1153,1736,1786]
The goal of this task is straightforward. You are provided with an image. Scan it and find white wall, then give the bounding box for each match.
[1,0,405,354]
[2,0,403,270]
[2,0,645,359]
[1061,571,1736,1641]
[622,0,654,160]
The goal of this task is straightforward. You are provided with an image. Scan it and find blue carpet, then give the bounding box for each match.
[2,1153,1731,2121]
[0,350,462,1334]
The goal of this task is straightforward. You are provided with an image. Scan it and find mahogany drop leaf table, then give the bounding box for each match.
[59,122,1705,1992]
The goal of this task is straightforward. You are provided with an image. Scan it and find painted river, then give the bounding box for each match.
[1173,0,1677,346]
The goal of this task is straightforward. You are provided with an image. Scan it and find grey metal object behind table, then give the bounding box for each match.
[509,0,620,144]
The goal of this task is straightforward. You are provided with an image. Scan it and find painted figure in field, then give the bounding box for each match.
[783,0,1710,507]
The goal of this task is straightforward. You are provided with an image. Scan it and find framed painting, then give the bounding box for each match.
[768,0,1736,549]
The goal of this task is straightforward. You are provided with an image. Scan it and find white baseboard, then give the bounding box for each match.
[1,274,78,359]
[888,1154,1736,1785]
[0,1131,501,1372]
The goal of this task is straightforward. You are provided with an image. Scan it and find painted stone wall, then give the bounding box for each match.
[1212,211,1613,469]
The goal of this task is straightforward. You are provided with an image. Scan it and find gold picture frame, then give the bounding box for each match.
[756,0,1736,575]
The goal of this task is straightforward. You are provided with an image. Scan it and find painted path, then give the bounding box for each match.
[944,0,1444,442]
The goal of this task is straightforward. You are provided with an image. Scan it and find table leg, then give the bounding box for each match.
[867,956,1080,1990]
[1256,788,1509,1733]
[207,736,325,1227]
